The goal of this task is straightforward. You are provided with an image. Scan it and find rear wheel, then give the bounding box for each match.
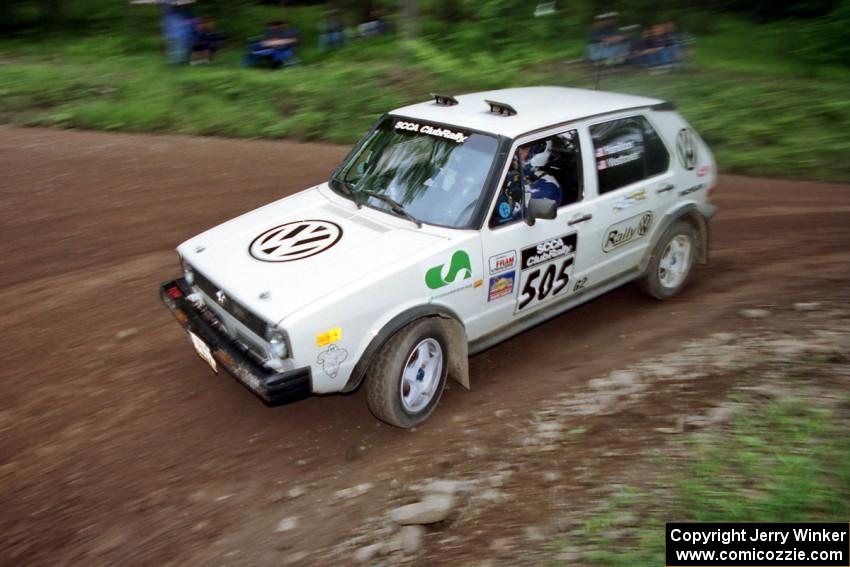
[637,220,697,299]
[366,319,449,428]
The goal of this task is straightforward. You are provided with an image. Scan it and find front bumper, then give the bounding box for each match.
[159,278,312,406]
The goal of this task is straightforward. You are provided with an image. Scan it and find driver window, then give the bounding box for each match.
[489,129,583,227]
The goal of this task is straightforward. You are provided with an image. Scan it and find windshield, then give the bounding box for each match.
[333,117,499,228]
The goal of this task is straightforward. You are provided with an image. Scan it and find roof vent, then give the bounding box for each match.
[485,100,517,116]
[651,101,676,111]
[431,93,459,106]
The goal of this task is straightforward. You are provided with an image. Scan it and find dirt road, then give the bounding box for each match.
[1,127,848,566]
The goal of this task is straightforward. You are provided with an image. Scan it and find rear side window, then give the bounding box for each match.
[591,115,670,194]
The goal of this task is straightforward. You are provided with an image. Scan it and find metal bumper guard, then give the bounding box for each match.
[159,278,312,406]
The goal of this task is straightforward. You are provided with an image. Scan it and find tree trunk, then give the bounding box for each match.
[42,0,62,31]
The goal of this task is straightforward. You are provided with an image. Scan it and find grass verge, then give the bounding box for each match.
[1,13,849,181]
[559,383,850,565]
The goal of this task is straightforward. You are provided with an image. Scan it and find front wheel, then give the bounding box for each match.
[366,319,449,428]
[637,220,697,299]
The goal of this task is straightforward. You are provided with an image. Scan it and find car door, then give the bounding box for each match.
[469,127,596,338]
[580,113,675,285]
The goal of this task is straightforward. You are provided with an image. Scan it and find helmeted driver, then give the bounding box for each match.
[520,140,562,205]
[492,140,562,225]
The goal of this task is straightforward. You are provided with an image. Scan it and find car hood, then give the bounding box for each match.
[177,185,448,323]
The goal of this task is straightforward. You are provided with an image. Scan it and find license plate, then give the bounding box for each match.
[189,331,218,373]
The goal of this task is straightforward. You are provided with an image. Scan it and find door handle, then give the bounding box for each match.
[657,183,675,194]
[568,213,593,226]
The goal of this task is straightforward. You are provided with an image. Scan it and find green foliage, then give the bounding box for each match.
[795,0,850,65]
[721,0,840,21]
[679,400,844,522]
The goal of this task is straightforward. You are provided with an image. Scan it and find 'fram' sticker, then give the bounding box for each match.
[489,251,517,274]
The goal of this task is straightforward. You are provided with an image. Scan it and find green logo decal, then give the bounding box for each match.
[425,250,472,290]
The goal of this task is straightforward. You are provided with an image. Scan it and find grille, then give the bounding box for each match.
[190,298,269,365]
[192,268,269,339]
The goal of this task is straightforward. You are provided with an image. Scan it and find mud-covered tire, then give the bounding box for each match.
[365,318,449,428]
[637,220,697,300]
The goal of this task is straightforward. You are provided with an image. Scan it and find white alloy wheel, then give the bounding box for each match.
[658,235,692,290]
[400,338,444,413]
[366,318,450,428]
[637,220,698,300]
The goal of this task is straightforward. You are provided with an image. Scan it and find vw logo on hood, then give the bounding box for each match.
[249,220,343,263]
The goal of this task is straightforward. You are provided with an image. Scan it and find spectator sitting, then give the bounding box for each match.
[631,25,662,67]
[586,12,630,65]
[357,9,390,38]
[631,22,685,69]
[244,20,301,69]
[190,17,224,65]
[319,10,348,50]
[660,21,689,66]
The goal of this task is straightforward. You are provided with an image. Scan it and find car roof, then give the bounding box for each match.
[389,86,666,139]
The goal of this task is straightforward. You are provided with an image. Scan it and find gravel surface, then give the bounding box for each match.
[2,127,849,566]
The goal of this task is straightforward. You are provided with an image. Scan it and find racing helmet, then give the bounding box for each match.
[528,140,553,169]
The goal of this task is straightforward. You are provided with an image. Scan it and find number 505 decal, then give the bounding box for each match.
[516,233,578,312]
[517,257,574,310]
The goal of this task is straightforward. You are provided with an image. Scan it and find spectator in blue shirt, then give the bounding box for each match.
[319,10,348,50]
[162,6,193,64]
[244,20,301,68]
[190,17,224,65]
[586,12,630,64]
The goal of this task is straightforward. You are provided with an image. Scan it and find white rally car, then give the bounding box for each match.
[160,87,717,428]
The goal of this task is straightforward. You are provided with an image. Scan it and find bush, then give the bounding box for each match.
[796,0,850,65]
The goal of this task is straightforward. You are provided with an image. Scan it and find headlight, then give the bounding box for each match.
[181,257,195,286]
[266,325,288,359]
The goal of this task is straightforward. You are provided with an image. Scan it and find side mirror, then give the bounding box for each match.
[526,197,557,225]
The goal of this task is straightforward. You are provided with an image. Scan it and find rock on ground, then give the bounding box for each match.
[354,543,383,563]
[390,494,456,525]
[419,479,473,496]
[739,308,771,319]
[401,525,426,553]
[275,516,299,532]
[335,482,373,500]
